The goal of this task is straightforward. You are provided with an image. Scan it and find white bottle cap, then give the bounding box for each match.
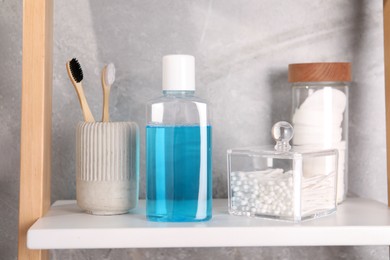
[163,55,195,91]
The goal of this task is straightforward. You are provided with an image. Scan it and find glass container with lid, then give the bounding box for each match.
[227,121,338,222]
[289,62,351,203]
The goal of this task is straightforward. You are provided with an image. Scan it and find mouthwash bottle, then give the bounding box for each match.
[146,55,212,222]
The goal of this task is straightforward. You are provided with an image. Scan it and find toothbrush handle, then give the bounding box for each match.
[75,83,95,122]
[102,88,110,122]
[101,66,110,122]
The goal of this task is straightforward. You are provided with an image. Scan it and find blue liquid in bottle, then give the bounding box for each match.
[146,125,212,222]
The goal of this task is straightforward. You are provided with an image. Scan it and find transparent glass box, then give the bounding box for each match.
[227,122,338,222]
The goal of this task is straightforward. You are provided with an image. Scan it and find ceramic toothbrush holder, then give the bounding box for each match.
[76,121,139,215]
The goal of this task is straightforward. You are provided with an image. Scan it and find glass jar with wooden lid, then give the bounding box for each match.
[289,62,351,203]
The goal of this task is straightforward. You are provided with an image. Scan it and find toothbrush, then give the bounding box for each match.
[101,63,115,122]
[66,58,95,122]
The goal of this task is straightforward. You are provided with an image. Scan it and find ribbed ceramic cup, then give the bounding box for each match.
[76,121,139,215]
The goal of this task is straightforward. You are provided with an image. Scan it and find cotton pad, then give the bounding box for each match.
[293,132,343,145]
[299,88,347,112]
[292,108,344,127]
[293,125,342,135]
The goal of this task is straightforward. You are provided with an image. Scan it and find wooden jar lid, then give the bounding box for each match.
[288,62,351,83]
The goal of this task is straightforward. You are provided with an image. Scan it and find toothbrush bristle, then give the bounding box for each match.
[105,63,116,86]
[69,58,83,83]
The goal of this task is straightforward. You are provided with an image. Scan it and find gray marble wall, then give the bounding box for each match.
[0,0,388,259]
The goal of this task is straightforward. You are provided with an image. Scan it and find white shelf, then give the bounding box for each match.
[28,198,390,249]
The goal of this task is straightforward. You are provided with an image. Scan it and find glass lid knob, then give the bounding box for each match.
[272,121,294,152]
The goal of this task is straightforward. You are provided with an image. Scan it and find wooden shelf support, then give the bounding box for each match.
[18,0,53,259]
[384,0,390,206]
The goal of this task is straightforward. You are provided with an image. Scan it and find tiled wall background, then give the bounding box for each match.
[1,0,387,259]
